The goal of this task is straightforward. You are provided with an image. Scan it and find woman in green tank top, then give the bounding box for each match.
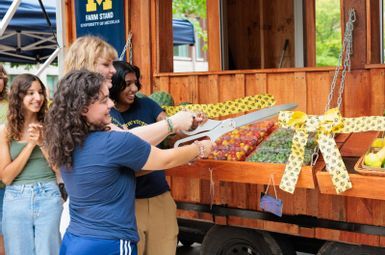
[0,73,62,255]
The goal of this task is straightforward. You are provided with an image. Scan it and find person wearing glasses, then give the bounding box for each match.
[109,61,178,255]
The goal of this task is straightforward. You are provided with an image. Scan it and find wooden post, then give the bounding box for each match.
[341,0,367,69]
[304,0,316,67]
[156,0,173,73]
[366,0,381,64]
[207,0,222,71]
[130,0,173,94]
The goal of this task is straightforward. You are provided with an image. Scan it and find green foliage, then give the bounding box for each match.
[172,0,207,51]
[316,0,341,66]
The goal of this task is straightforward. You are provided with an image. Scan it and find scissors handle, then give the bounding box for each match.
[182,119,221,136]
[174,131,213,148]
[174,119,237,147]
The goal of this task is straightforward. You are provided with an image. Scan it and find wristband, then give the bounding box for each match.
[193,141,206,158]
[165,117,174,133]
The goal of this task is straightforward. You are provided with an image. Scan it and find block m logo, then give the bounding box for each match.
[86,0,112,12]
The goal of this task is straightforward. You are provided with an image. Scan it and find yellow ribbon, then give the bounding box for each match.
[162,94,276,118]
[279,108,385,194]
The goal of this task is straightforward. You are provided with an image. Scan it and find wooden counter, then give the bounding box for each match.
[166,159,320,189]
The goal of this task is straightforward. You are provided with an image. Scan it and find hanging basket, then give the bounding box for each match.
[354,156,385,177]
[354,132,385,176]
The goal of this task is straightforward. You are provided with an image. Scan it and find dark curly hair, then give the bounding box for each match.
[7,74,47,140]
[110,61,142,103]
[45,69,106,169]
[0,64,8,100]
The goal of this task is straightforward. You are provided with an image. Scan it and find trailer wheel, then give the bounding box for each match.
[317,241,385,255]
[178,238,194,247]
[201,225,286,255]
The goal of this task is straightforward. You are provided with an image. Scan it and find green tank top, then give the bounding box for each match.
[9,141,56,185]
[0,100,7,124]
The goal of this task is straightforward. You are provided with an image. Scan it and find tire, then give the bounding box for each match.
[272,235,296,255]
[200,225,284,255]
[179,238,194,247]
[317,241,385,255]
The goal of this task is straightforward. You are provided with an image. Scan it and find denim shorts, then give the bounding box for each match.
[0,187,5,234]
[3,181,63,255]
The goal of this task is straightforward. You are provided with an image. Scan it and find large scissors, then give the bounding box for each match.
[174,103,297,147]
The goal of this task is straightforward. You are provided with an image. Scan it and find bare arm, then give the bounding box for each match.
[0,126,36,185]
[142,140,213,170]
[130,117,171,145]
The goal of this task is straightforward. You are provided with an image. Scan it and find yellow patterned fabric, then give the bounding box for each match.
[162,94,275,118]
[279,108,385,194]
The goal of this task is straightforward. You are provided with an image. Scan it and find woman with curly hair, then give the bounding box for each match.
[0,74,62,255]
[63,35,117,88]
[45,69,213,255]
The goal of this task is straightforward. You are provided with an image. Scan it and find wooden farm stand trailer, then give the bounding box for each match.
[62,0,385,253]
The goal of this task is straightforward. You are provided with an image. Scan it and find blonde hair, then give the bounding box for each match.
[63,36,118,74]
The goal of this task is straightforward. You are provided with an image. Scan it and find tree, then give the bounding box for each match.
[316,0,341,66]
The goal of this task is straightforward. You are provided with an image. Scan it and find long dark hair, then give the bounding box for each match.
[110,61,142,103]
[45,70,105,169]
[7,74,47,141]
[0,64,8,100]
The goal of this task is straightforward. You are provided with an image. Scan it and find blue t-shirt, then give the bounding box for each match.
[61,131,151,241]
[110,97,170,199]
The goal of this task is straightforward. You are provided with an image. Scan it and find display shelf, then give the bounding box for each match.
[166,159,318,189]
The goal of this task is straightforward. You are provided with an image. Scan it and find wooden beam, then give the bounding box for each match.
[130,0,153,94]
[64,0,76,46]
[366,0,381,64]
[341,0,367,69]
[156,0,173,73]
[304,0,316,67]
[207,0,222,71]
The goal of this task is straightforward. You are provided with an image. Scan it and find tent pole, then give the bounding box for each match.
[36,47,61,77]
[0,0,22,37]
[56,0,65,77]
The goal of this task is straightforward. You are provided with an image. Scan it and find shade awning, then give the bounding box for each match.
[0,0,57,64]
[173,18,195,46]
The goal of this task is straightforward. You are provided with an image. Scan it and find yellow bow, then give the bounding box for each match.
[318,108,344,135]
[279,109,385,194]
[278,108,352,194]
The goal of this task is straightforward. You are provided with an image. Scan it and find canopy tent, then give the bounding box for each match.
[0,1,195,64]
[172,19,195,46]
[0,0,57,64]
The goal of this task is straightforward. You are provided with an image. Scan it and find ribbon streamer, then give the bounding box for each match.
[278,108,385,194]
[162,94,275,118]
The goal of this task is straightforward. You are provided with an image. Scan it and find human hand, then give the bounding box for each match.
[194,139,214,158]
[190,111,207,130]
[27,123,44,146]
[169,111,194,132]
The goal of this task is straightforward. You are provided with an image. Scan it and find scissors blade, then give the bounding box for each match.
[232,103,297,128]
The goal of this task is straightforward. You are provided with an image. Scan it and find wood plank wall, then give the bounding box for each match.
[154,67,385,116]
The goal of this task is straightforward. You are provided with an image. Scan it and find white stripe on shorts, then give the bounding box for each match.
[120,240,132,255]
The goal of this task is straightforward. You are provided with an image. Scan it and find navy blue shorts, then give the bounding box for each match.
[60,232,137,255]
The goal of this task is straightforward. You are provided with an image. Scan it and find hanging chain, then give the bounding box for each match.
[311,8,356,166]
[119,32,133,64]
[325,8,356,111]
